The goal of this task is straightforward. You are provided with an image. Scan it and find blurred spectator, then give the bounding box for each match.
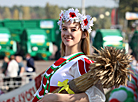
[1,56,9,75]
[90,30,96,43]
[25,53,35,72]
[130,52,137,67]
[49,43,58,60]
[0,89,4,95]
[6,55,19,77]
[15,56,25,76]
[131,55,137,66]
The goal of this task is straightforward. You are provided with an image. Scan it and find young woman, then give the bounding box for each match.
[32,8,105,102]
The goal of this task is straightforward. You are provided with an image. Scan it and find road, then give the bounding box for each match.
[31,60,55,75]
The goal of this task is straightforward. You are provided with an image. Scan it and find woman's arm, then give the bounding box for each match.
[38,93,89,102]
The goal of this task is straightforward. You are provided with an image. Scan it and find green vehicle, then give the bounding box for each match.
[129,30,138,59]
[93,29,125,50]
[20,28,53,60]
[22,19,61,59]
[1,19,61,60]
[0,20,3,27]
[39,19,61,50]
[3,20,23,42]
[0,28,17,58]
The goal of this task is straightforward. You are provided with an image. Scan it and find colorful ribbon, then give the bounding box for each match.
[57,79,75,94]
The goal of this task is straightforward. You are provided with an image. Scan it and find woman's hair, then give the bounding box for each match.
[61,29,90,56]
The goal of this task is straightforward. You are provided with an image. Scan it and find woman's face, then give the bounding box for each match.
[61,21,83,49]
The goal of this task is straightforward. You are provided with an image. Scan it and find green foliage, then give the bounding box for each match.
[119,0,138,19]
[23,6,31,19]
[45,3,61,19]
[86,6,112,29]
[117,0,138,39]
[3,7,11,19]
[13,9,19,19]
[30,6,46,19]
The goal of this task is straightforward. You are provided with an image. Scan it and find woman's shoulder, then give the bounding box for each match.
[79,55,94,64]
[71,55,94,76]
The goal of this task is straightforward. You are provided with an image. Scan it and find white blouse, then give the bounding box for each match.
[69,61,106,102]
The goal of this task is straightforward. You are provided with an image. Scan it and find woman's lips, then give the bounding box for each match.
[65,37,72,41]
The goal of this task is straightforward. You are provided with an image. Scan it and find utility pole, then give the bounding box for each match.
[81,0,85,15]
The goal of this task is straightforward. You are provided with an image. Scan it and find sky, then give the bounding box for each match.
[0,0,117,8]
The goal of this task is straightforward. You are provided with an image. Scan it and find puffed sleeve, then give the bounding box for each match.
[85,86,106,102]
[69,58,106,102]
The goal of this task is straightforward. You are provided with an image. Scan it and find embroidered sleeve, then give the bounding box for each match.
[69,58,93,78]
[69,58,105,102]
[85,86,106,102]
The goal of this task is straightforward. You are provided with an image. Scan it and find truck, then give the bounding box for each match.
[0,27,17,58]
[93,29,126,51]
[0,19,61,60]
[20,28,53,60]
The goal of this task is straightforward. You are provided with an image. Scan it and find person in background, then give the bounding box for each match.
[49,42,58,60]
[1,56,9,75]
[33,8,105,102]
[6,55,19,77]
[15,56,25,76]
[25,53,35,72]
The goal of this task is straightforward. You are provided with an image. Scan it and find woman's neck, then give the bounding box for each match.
[65,46,82,56]
[64,38,82,56]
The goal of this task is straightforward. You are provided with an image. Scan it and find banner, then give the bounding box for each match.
[111,8,118,25]
[0,72,44,102]
[126,12,138,20]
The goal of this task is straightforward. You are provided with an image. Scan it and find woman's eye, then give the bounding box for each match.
[62,28,67,31]
[71,29,76,32]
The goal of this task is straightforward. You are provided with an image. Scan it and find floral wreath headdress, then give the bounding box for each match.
[57,8,94,33]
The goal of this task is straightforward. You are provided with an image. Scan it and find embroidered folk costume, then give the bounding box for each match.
[33,52,105,101]
[33,8,106,102]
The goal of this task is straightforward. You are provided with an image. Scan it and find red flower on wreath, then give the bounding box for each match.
[69,12,76,18]
[59,13,63,21]
[84,18,88,26]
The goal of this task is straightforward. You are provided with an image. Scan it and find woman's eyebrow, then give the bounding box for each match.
[62,26,77,28]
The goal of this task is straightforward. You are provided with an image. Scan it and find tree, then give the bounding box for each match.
[13,9,19,19]
[0,13,2,19]
[117,0,138,40]
[23,6,31,19]
[45,3,61,19]
[30,6,46,19]
[118,0,138,19]
[3,7,11,19]
[86,6,112,29]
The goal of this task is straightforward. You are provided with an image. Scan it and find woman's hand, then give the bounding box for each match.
[37,93,89,102]
[38,93,58,102]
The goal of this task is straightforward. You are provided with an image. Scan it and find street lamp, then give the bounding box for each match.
[81,0,85,15]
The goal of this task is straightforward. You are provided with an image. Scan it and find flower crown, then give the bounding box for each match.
[57,8,94,33]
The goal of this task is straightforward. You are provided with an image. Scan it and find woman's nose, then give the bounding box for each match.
[65,29,71,35]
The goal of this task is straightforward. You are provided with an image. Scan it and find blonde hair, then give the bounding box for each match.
[61,29,90,56]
